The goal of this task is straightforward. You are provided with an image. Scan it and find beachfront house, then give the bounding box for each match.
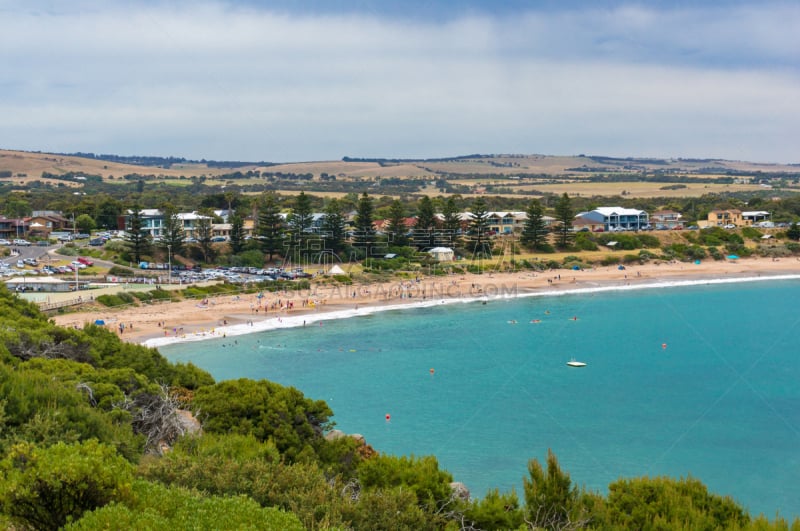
[741,211,771,226]
[487,212,527,234]
[176,211,213,239]
[650,210,685,229]
[706,209,743,227]
[574,207,649,231]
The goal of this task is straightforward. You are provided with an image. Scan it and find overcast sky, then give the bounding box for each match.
[1,0,798,163]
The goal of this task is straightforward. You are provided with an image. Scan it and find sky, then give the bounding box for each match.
[1,0,798,163]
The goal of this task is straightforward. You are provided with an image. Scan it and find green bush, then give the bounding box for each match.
[600,255,621,266]
[96,293,137,308]
[108,265,135,277]
[0,440,134,530]
[66,480,303,531]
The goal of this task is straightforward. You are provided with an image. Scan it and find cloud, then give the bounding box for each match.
[0,1,798,162]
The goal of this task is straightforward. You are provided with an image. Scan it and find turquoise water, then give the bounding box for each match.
[160,280,800,518]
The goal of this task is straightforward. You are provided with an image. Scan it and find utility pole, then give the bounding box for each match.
[167,244,172,285]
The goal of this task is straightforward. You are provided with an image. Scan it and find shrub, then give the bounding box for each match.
[0,440,134,530]
[600,255,620,266]
[96,293,137,308]
[108,266,135,277]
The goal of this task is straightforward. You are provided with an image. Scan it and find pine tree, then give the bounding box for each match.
[468,197,492,259]
[196,216,214,263]
[124,206,152,264]
[229,213,245,254]
[256,194,285,262]
[287,191,313,256]
[413,196,436,250]
[521,199,549,250]
[321,199,347,255]
[439,195,462,248]
[554,193,574,248]
[385,199,408,247]
[160,207,185,257]
[353,192,376,254]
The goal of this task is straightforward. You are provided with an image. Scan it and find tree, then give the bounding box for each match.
[257,193,285,262]
[124,206,152,264]
[523,449,590,530]
[521,199,549,250]
[287,191,314,261]
[353,192,376,254]
[413,196,436,250]
[385,200,409,247]
[229,212,245,254]
[554,192,574,248]
[74,213,96,234]
[439,195,462,247]
[196,216,214,263]
[160,208,185,257]
[321,199,347,256]
[787,222,800,241]
[0,440,134,531]
[468,197,492,259]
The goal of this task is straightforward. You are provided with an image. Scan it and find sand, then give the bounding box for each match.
[51,257,800,346]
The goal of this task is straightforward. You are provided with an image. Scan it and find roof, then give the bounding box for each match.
[428,247,454,253]
[5,277,67,284]
[591,206,647,216]
[742,211,770,217]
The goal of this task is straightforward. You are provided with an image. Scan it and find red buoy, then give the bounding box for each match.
[662,343,667,349]
[385,414,391,421]
[430,368,435,375]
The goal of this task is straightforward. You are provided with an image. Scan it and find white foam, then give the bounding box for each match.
[143,273,800,349]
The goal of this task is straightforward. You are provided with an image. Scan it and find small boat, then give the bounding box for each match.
[566,360,587,368]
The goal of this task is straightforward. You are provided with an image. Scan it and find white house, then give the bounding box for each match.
[574,207,649,231]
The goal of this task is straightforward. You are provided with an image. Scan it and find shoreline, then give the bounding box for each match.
[50,257,800,349]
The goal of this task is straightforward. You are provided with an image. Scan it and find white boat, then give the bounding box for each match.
[566,360,587,367]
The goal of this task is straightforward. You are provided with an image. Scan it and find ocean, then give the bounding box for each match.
[159,278,800,518]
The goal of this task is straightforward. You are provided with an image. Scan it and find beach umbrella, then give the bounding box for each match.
[727,255,739,260]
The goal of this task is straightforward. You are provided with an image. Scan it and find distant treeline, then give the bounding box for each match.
[58,152,274,169]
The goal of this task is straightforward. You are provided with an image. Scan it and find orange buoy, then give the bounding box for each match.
[385,414,391,421]
[429,368,435,375]
[662,343,667,349]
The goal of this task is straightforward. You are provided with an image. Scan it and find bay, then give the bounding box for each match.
[160,279,800,518]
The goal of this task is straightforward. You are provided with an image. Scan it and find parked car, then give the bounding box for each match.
[210,236,228,242]
[12,239,31,246]
[88,238,105,246]
[0,239,10,246]
[723,224,737,229]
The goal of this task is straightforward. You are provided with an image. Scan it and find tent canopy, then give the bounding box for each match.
[328,264,345,275]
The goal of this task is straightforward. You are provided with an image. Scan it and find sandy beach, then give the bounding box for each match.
[51,257,800,347]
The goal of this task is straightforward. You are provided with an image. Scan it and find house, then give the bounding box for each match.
[28,212,70,237]
[741,211,771,226]
[650,210,684,229]
[176,211,213,239]
[427,247,455,261]
[706,209,743,227]
[571,216,605,232]
[487,212,527,234]
[122,209,164,239]
[574,207,649,231]
[0,217,27,240]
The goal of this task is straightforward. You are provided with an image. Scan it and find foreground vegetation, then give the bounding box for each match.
[0,285,798,529]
